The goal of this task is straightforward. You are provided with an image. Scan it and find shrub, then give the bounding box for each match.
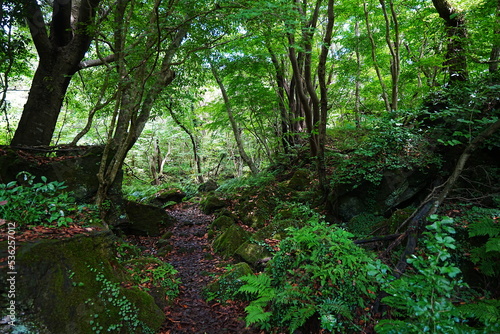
[239,221,377,333]
[0,172,75,227]
[369,215,500,334]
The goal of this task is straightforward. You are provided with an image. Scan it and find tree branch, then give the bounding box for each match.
[78,54,117,70]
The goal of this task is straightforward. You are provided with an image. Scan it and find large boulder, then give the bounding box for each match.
[149,188,186,207]
[122,200,175,236]
[0,231,164,333]
[0,145,122,202]
[334,169,431,220]
[212,224,251,258]
[200,195,226,214]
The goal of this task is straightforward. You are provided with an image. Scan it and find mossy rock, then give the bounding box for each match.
[201,195,226,214]
[212,224,251,258]
[348,213,385,237]
[149,188,186,207]
[235,241,273,266]
[0,231,164,334]
[287,169,310,191]
[204,262,253,301]
[123,200,175,236]
[210,215,234,232]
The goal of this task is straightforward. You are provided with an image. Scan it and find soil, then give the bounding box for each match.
[125,203,262,334]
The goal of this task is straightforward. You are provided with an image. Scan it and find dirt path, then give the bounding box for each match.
[129,203,260,334]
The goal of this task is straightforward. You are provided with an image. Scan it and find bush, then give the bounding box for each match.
[0,172,75,227]
[369,215,500,334]
[239,221,377,333]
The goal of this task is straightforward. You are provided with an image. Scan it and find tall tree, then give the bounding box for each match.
[210,61,260,175]
[432,0,468,83]
[11,0,105,146]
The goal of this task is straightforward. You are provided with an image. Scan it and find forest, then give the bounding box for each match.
[0,0,499,333]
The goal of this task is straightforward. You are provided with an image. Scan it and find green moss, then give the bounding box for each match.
[235,241,273,265]
[212,224,251,258]
[210,215,234,233]
[7,232,164,333]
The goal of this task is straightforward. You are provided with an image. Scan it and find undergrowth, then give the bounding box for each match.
[0,172,75,227]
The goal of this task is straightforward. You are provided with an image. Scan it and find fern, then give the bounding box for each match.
[456,299,500,332]
[244,304,272,326]
[486,237,500,252]
[466,207,500,276]
[469,219,500,238]
[238,273,276,330]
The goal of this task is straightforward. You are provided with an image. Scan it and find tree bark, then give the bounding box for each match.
[432,0,468,83]
[210,63,259,176]
[489,0,500,73]
[11,0,102,146]
[166,104,205,183]
[363,0,391,112]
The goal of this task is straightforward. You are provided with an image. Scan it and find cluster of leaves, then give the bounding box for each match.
[217,171,276,194]
[239,220,377,333]
[422,75,500,148]
[369,215,500,333]
[0,172,75,227]
[461,206,500,277]
[203,264,251,303]
[328,119,440,187]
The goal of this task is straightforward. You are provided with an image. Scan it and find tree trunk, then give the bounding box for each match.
[210,63,259,176]
[363,0,391,112]
[167,104,205,183]
[432,0,468,83]
[489,0,500,73]
[11,0,102,146]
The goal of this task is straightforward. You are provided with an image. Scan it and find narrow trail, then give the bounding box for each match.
[130,203,261,334]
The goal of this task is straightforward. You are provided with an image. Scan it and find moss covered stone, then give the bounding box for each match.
[0,231,164,334]
[212,224,250,258]
[123,200,175,236]
[287,169,310,191]
[210,215,234,232]
[235,241,273,266]
[201,195,226,214]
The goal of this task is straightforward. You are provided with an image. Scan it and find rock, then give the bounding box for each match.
[149,188,186,207]
[287,169,310,191]
[210,215,234,232]
[212,224,251,258]
[198,180,219,192]
[122,200,175,236]
[333,169,431,220]
[0,145,122,202]
[201,195,226,214]
[0,231,164,334]
[235,241,273,267]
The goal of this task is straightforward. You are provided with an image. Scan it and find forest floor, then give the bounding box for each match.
[125,203,262,334]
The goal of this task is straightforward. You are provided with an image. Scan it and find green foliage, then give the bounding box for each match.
[203,263,253,303]
[115,241,181,302]
[423,76,500,149]
[369,215,499,334]
[328,119,440,187]
[217,172,276,194]
[466,207,500,277]
[239,221,376,333]
[347,213,385,237]
[0,172,75,227]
